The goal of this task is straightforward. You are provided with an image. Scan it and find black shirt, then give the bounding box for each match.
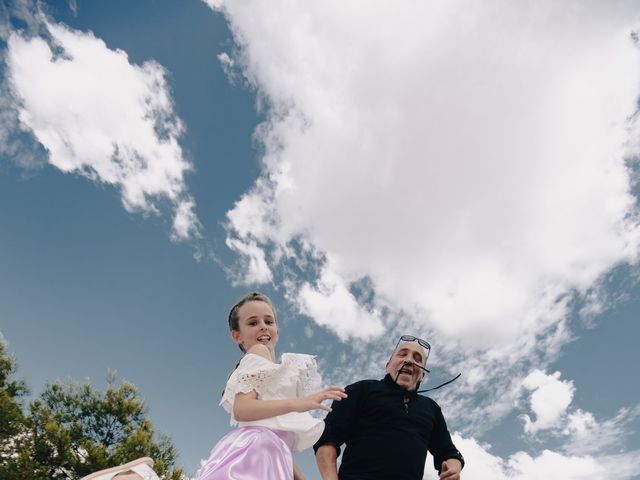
[313,374,464,480]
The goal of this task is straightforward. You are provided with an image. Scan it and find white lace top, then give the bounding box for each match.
[220,352,325,452]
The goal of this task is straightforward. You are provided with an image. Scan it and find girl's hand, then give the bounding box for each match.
[295,386,347,413]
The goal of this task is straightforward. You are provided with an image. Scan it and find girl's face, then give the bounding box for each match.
[231,300,279,353]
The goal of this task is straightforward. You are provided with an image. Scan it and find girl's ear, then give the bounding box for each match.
[230,329,242,346]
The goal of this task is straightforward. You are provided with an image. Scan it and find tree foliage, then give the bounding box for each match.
[0,341,30,477]
[0,343,184,479]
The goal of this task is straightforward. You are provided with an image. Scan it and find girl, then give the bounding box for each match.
[197,292,346,480]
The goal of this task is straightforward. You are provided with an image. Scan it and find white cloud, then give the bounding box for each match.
[423,434,640,480]
[172,198,201,242]
[514,369,640,456]
[208,0,640,427]
[303,325,314,339]
[0,0,42,41]
[520,370,574,434]
[0,83,46,168]
[297,263,384,340]
[225,237,273,284]
[4,20,201,241]
[68,0,78,17]
[217,52,238,85]
[564,405,640,455]
[211,0,640,342]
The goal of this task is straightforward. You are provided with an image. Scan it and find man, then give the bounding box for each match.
[81,457,160,480]
[314,335,464,480]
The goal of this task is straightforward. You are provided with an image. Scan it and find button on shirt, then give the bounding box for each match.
[313,374,464,480]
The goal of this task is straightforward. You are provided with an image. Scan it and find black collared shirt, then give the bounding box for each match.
[313,374,464,480]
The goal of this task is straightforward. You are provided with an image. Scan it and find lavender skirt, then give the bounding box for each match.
[197,426,295,480]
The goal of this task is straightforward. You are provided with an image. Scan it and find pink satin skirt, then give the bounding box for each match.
[197,426,295,480]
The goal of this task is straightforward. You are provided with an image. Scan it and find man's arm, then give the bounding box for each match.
[313,380,365,480]
[439,458,462,480]
[315,444,339,480]
[428,401,464,476]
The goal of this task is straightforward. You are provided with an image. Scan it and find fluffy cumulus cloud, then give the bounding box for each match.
[3,18,201,241]
[297,264,384,340]
[209,0,640,348]
[473,369,640,477]
[209,0,640,347]
[563,404,640,456]
[422,434,640,479]
[520,370,574,434]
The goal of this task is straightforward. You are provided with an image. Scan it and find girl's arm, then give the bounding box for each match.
[233,344,346,422]
[233,386,346,421]
[233,390,296,421]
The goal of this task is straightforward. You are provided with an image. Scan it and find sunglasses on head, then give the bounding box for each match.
[396,334,431,351]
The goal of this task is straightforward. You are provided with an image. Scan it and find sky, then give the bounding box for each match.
[1,0,640,478]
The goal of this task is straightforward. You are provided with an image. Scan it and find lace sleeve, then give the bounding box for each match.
[219,354,280,416]
[290,354,323,397]
[286,354,328,419]
[219,353,325,424]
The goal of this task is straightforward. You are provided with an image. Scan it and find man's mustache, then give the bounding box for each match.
[397,361,429,374]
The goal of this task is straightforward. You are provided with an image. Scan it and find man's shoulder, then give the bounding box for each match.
[417,394,440,406]
[347,378,381,387]
[415,394,446,416]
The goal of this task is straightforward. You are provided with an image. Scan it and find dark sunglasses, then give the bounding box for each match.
[396,335,431,351]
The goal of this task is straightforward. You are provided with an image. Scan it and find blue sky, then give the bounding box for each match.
[1,0,640,478]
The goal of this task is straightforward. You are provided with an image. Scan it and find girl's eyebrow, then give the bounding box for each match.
[244,314,274,321]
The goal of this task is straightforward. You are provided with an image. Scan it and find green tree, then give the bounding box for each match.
[0,344,185,479]
[0,341,30,478]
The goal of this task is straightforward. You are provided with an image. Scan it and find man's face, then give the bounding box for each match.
[385,340,427,391]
